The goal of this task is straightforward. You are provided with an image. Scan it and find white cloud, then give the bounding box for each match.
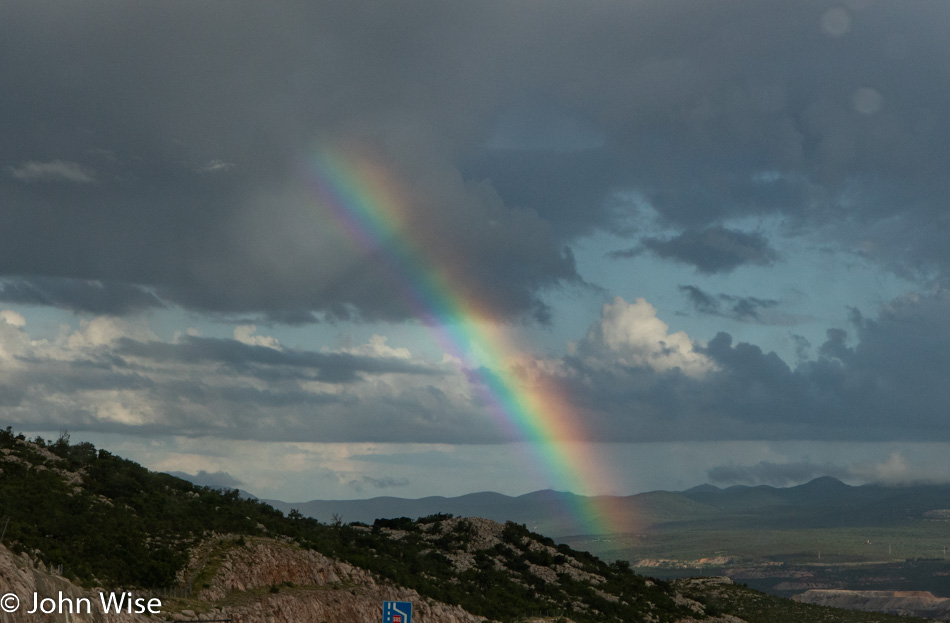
[233,324,281,349]
[850,452,911,484]
[571,297,715,377]
[9,159,96,183]
[66,316,158,349]
[199,159,235,173]
[94,394,152,426]
[0,310,26,327]
[0,313,497,444]
[0,310,31,362]
[335,334,411,359]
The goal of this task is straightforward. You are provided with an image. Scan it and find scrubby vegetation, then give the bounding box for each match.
[0,429,696,622]
[2,429,928,623]
[0,428,286,587]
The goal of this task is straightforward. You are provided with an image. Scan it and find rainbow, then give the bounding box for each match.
[302,144,619,535]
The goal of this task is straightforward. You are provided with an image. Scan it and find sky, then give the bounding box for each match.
[3,0,950,503]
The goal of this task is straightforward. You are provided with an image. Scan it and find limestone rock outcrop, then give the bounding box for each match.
[0,538,487,623]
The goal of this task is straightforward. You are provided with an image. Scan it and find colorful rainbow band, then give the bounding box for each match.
[301,145,618,536]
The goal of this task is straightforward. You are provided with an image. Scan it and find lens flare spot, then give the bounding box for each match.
[821,7,851,37]
[852,87,883,115]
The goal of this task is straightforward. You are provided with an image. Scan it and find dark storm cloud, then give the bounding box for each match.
[791,334,812,362]
[0,1,581,324]
[723,294,780,322]
[631,227,780,274]
[818,327,851,361]
[466,2,950,280]
[462,148,627,241]
[679,284,788,324]
[679,285,721,315]
[0,277,165,315]
[5,1,950,321]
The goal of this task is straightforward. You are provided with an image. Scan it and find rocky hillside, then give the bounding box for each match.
[340,516,710,622]
[0,430,710,622]
[0,537,486,623]
[0,545,133,623]
[0,526,718,623]
[0,430,934,623]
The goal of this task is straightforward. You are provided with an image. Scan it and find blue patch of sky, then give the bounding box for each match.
[523,212,913,366]
[0,304,71,339]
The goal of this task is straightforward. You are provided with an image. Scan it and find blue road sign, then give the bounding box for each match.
[383,601,412,623]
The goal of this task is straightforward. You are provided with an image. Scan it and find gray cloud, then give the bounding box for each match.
[3,1,950,322]
[9,160,96,184]
[679,284,721,315]
[0,317,505,444]
[166,469,244,489]
[791,334,812,362]
[630,227,779,274]
[0,277,165,315]
[679,284,795,324]
[347,476,410,493]
[114,336,441,383]
[546,289,950,444]
[4,287,950,447]
[5,1,950,458]
[0,2,583,324]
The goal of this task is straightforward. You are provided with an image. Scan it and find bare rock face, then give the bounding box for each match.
[196,538,373,601]
[0,537,486,623]
[186,537,488,623]
[192,538,487,623]
[0,544,154,623]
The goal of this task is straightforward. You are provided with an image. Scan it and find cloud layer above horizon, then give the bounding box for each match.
[3,0,950,496]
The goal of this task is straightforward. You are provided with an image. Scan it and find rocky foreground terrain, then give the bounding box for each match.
[0,535,482,623]
[0,530,736,623]
[0,432,937,623]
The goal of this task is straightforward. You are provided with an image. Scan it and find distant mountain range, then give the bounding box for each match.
[264,477,950,539]
[264,489,591,535]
